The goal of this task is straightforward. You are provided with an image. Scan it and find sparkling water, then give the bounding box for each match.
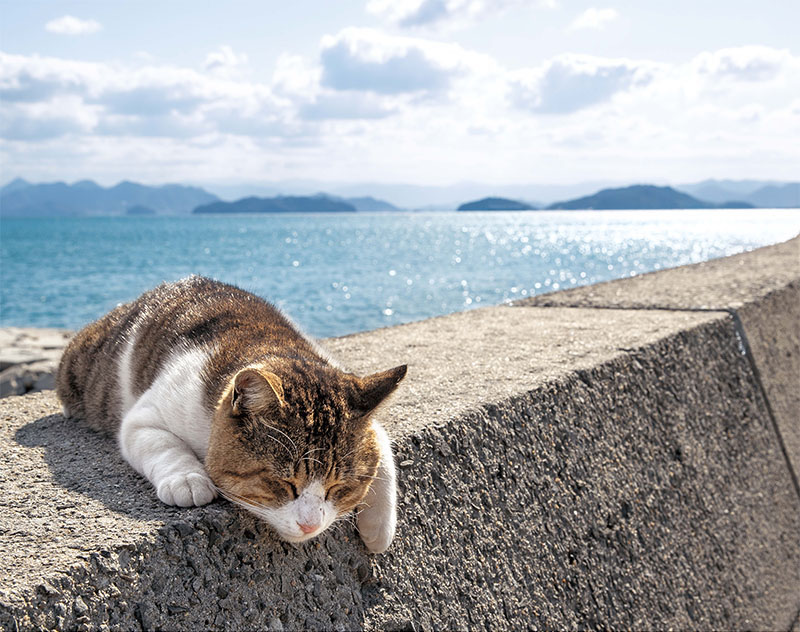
[1,210,798,337]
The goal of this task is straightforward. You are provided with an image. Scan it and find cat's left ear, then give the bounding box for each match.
[353,365,407,417]
[231,368,285,416]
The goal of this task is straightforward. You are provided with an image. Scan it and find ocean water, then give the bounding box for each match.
[1,210,798,338]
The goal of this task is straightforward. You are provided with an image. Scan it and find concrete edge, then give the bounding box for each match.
[512,281,800,504]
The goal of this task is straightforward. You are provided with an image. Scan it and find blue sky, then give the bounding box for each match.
[1,0,798,188]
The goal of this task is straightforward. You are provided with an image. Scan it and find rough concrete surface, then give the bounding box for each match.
[2,293,799,630]
[736,284,800,484]
[520,234,800,487]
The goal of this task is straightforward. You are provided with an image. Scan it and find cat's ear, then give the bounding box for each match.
[353,365,407,417]
[231,368,285,416]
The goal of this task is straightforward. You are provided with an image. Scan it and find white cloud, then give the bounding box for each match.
[1,96,99,140]
[0,52,288,141]
[511,54,658,113]
[366,0,553,29]
[0,53,102,103]
[272,54,321,98]
[2,43,798,185]
[319,28,467,94]
[203,45,249,77]
[692,46,793,82]
[299,92,395,120]
[567,8,619,31]
[44,15,102,36]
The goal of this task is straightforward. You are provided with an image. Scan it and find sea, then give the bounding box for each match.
[1,209,799,338]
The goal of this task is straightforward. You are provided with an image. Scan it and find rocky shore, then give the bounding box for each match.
[0,327,72,398]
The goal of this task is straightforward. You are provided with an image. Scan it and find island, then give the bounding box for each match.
[546,185,753,210]
[457,197,537,211]
[193,195,357,214]
[345,196,400,212]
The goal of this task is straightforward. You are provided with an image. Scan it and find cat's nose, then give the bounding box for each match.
[297,521,320,534]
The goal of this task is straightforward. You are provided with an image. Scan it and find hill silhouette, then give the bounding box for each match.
[547,185,752,210]
[678,180,798,207]
[0,179,217,217]
[193,195,357,214]
[458,197,537,211]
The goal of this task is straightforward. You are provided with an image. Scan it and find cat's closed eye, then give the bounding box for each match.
[280,480,299,500]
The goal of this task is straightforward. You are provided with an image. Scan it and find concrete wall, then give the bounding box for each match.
[1,236,798,631]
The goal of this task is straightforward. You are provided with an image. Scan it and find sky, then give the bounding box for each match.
[1,0,799,191]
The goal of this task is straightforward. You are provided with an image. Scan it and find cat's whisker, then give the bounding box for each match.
[299,447,325,460]
[338,448,360,461]
[260,433,294,461]
[331,521,346,533]
[332,514,356,531]
[215,486,274,512]
[262,424,298,459]
[339,470,390,483]
[301,456,323,466]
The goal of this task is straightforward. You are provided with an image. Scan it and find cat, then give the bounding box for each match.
[56,276,406,553]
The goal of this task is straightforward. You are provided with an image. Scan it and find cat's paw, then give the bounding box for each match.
[357,506,396,553]
[157,472,217,507]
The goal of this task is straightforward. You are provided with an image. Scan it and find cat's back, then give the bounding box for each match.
[57,276,312,432]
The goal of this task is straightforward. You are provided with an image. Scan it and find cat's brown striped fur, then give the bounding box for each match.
[57,276,405,550]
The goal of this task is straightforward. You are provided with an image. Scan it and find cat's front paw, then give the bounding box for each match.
[157,472,217,507]
[357,505,396,554]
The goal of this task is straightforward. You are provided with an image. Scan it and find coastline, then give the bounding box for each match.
[0,328,72,397]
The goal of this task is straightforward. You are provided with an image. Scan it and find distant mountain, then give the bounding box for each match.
[230,179,585,208]
[547,185,752,210]
[458,197,537,211]
[744,183,799,208]
[1,178,32,194]
[0,179,218,217]
[193,194,357,214]
[677,182,742,205]
[677,179,777,203]
[344,196,401,212]
[314,193,401,211]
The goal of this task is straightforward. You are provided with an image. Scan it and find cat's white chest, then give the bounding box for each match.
[118,340,213,460]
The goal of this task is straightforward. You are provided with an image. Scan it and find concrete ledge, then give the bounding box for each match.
[519,235,800,488]
[2,240,799,630]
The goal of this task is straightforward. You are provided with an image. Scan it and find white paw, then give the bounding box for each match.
[358,506,396,554]
[157,472,217,507]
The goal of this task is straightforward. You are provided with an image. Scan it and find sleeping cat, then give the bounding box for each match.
[56,276,406,553]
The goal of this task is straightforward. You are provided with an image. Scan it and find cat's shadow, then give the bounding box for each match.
[13,412,370,554]
[13,412,372,557]
[14,412,192,522]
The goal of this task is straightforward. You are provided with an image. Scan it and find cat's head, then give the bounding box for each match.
[206,360,406,544]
